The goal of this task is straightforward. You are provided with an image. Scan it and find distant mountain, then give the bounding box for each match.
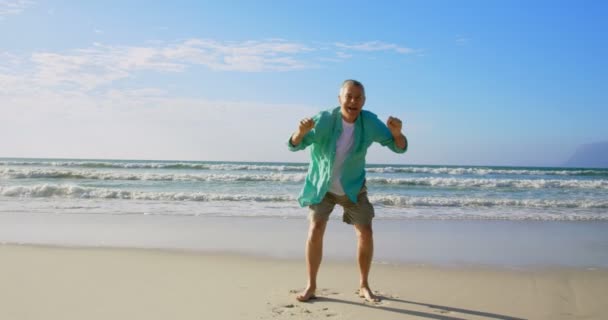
[564,141,608,168]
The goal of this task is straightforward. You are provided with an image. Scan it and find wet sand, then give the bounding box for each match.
[2,244,607,320]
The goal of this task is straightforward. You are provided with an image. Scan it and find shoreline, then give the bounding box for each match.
[4,241,608,273]
[2,213,608,269]
[2,243,607,320]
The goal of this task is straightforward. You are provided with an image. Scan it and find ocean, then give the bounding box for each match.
[2,157,608,267]
[1,157,607,221]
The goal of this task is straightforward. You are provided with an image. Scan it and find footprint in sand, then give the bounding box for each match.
[320,288,340,296]
[271,304,295,315]
[281,289,342,318]
[270,303,322,318]
[291,288,340,297]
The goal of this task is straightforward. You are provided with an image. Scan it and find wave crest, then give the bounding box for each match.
[3,169,606,189]
[2,184,607,209]
[3,160,607,176]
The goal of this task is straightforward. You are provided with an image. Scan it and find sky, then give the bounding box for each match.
[1,0,607,166]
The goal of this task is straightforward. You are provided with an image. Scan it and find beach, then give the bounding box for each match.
[2,213,608,319]
[2,243,607,320]
[2,158,608,319]
[3,0,607,318]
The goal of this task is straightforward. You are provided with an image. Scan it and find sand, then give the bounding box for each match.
[1,244,607,320]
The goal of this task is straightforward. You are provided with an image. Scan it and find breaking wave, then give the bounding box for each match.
[2,184,607,209]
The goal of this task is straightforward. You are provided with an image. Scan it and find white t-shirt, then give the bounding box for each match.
[328,119,355,195]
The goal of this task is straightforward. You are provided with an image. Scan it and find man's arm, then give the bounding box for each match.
[288,117,315,150]
[392,132,407,150]
[387,116,407,151]
[290,118,314,146]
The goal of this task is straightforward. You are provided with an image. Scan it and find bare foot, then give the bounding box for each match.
[296,287,317,302]
[359,286,380,302]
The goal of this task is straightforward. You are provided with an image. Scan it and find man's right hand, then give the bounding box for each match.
[297,117,315,136]
[291,117,315,147]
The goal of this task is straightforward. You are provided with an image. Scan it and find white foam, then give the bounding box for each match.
[0,160,308,171]
[365,166,607,176]
[369,195,608,209]
[4,168,607,189]
[0,184,296,202]
[367,176,608,189]
[3,160,607,176]
[2,184,607,210]
[0,168,306,182]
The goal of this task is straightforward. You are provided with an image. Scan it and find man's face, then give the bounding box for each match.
[339,84,366,123]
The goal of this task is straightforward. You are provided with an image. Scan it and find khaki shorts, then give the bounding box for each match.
[309,185,374,225]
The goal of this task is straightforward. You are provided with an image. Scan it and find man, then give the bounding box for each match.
[288,79,408,302]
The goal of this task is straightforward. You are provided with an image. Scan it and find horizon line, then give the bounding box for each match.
[0,156,605,170]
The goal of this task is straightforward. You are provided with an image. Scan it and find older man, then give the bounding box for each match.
[288,79,408,302]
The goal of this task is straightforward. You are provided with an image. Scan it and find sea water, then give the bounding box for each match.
[1,157,607,221]
[2,157,608,267]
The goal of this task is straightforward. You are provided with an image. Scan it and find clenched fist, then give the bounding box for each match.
[290,117,315,147]
[297,117,315,135]
[387,116,403,137]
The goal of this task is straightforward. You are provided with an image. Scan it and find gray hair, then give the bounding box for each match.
[340,79,365,96]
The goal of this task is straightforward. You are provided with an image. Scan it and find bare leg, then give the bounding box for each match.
[296,219,328,302]
[354,223,380,302]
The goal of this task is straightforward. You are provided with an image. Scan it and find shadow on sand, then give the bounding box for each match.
[311,295,526,320]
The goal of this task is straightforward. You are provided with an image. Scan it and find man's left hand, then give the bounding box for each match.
[387,116,403,137]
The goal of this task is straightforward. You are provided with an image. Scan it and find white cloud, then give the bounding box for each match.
[336,51,353,59]
[335,41,415,54]
[455,35,470,46]
[0,0,34,18]
[0,37,425,162]
[1,38,421,91]
[0,52,21,70]
[22,45,186,90]
[30,51,130,90]
[162,38,314,71]
[1,39,317,90]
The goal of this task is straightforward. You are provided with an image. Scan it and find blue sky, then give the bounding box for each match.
[1,0,606,166]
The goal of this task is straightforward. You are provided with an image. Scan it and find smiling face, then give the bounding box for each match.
[339,83,366,123]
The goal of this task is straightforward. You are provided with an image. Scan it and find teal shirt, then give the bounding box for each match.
[288,107,407,206]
